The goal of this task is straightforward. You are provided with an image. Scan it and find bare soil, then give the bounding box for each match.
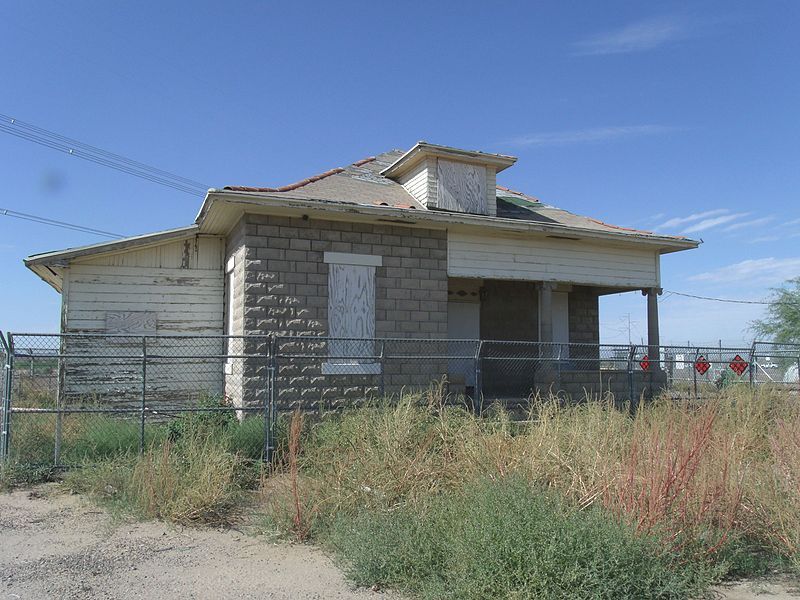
[0,484,392,599]
[1,485,798,600]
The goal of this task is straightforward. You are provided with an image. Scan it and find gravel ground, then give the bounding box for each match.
[1,485,798,600]
[0,484,392,600]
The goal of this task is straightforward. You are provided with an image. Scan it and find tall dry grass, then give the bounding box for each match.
[65,422,246,527]
[265,384,800,566]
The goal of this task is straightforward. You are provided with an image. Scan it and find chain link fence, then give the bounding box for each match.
[1,332,798,467]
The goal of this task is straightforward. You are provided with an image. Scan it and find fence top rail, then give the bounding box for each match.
[9,332,273,339]
[275,335,636,348]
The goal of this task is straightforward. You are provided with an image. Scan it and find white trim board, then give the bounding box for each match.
[323,252,383,267]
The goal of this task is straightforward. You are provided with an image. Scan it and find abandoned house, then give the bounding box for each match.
[24,142,698,408]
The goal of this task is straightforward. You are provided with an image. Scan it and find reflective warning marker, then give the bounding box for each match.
[639,355,650,371]
[694,355,711,375]
[729,354,749,376]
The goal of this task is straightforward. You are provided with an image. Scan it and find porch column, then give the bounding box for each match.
[539,282,554,343]
[643,287,662,365]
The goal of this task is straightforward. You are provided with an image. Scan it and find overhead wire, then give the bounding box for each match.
[0,114,210,196]
[663,289,800,307]
[0,208,122,239]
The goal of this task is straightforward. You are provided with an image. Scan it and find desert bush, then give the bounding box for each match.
[263,384,800,596]
[326,477,717,599]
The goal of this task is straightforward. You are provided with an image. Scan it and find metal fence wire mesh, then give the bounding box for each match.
[1,332,798,467]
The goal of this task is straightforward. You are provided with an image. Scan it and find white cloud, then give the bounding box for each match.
[572,16,688,56]
[724,216,775,232]
[689,257,800,285]
[683,212,750,234]
[506,125,677,148]
[749,235,780,244]
[657,209,729,230]
[781,218,800,227]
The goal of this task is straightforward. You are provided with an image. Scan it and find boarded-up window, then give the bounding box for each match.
[323,252,382,374]
[105,311,157,334]
[437,159,487,215]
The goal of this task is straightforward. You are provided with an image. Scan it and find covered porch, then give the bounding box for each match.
[446,277,663,401]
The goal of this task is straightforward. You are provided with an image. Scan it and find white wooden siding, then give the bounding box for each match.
[398,159,430,206]
[486,169,497,217]
[62,236,225,407]
[448,231,659,288]
[65,236,224,335]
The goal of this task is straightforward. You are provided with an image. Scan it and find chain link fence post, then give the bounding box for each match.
[139,336,147,456]
[265,335,277,463]
[473,340,484,414]
[0,332,12,462]
[378,340,386,398]
[627,344,637,415]
[53,333,67,466]
[263,335,273,462]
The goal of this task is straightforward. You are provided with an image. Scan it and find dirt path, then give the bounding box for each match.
[0,485,391,600]
[1,486,798,600]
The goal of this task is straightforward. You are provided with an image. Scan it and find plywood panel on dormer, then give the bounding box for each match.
[436,159,488,215]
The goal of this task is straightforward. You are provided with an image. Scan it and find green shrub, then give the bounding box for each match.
[325,478,717,600]
[0,461,58,490]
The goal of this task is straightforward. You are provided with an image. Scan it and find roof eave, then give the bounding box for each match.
[199,190,699,253]
[24,224,202,268]
[380,141,517,178]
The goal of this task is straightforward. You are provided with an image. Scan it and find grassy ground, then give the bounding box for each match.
[3,385,799,598]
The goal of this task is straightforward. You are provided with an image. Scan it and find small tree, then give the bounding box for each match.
[751,277,800,344]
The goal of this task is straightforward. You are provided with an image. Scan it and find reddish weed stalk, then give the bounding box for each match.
[288,409,312,540]
[607,400,742,557]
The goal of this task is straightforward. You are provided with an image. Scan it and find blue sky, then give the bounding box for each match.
[1,1,798,345]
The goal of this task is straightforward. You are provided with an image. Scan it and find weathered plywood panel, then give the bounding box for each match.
[448,231,659,288]
[328,264,375,342]
[437,159,488,215]
[106,311,158,334]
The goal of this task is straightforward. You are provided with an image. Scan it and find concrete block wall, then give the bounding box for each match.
[223,219,247,407]
[568,287,599,345]
[568,286,600,369]
[233,213,449,409]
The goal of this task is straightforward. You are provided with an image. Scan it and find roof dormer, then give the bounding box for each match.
[381,142,516,217]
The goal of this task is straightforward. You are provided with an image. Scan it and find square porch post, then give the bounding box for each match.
[538,282,554,344]
[642,287,662,366]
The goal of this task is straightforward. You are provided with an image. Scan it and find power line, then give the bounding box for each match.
[0,208,122,239]
[663,289,800,307]
[0,114,210,196]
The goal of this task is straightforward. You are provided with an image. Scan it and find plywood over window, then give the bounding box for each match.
[436,159,488,215]
[324,252,382,375]
[328,263,376,342]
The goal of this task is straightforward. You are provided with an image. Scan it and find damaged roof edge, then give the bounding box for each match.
[380,141,517,177]
[198,190,700,252]
[24,224,202,267]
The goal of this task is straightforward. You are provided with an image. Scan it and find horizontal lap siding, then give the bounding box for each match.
[398,159,430,206]
[62,237,226,407]
[447,231,658,287]
[65,236,225,335]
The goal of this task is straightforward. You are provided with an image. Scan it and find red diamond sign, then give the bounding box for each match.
[694,355,711,375]
[639,355,650,371]
[729,354,749,376]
